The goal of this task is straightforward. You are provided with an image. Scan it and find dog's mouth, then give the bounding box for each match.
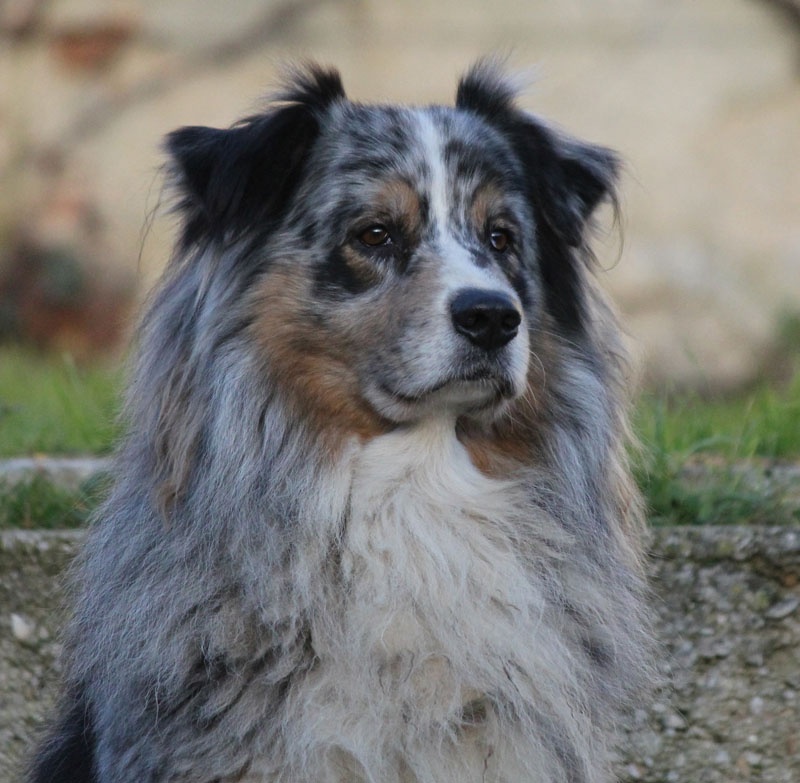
[382,370,515,405]
[369,367,519,422]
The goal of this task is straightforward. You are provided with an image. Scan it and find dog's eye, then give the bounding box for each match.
[489,228,511,253]
[359,225,392,247]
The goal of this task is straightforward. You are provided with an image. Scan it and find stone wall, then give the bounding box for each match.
[2,0,800,386]
[2,526,799,782]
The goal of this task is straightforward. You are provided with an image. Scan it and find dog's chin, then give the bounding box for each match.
[367,374,520,424]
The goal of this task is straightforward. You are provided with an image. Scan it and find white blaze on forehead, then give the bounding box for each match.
[415,111,451,236]
[414,111,511,298]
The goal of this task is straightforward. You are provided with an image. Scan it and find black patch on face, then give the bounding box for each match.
[443,138,480,179]
[506,119,618,334]
[533,217,585,332]
[504,263,532,308]
[314,247,378,297]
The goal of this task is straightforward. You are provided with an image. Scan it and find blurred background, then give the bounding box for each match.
[0,0,799,417]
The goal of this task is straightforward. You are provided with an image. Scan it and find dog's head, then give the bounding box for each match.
[165,62,618,433]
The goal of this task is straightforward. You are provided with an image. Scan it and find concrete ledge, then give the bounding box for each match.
[0,458,110,490]
[2,527,799,782]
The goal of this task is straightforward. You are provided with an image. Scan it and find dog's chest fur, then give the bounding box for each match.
[246,422,584,783]
[337,420,529,670]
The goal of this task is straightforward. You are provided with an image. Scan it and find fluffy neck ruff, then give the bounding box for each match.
[261,419,628,783]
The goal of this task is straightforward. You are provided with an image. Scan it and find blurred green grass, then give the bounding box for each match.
[634,372,800,525]
[635,373,800,463]
[0,346,121,457]
[0,472,111,529]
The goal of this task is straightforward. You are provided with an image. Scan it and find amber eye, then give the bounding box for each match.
[489,228,511,252]
[359,225,392,247]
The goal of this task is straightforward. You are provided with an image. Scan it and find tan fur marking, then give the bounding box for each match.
[469,183,505,231]
[459,421,534,476]
[248,267,391,451]
[373,178,422,233]
[339,178,422,284]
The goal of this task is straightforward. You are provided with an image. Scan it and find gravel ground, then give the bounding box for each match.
[623,526,800,782]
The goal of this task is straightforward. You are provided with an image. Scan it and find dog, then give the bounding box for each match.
[30,61,651,783]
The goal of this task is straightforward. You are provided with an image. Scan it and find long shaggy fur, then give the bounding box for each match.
[31,61,651,783]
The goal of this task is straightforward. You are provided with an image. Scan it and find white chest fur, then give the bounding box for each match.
[288,424,552,777]
[252,422,607,782]
[341,420,532,648]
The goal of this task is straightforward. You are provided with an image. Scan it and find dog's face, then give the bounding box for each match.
[166,63,618,435]
[273,105,535,424]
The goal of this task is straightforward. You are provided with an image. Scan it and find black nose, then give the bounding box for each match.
[450,289,521,351]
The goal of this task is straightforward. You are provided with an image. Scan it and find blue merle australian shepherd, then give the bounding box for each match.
[31,62,651,783]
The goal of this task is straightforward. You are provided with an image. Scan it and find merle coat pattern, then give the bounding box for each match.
[30,62,651,783]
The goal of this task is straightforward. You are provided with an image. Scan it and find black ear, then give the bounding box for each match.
[457,61,620,332]
[528,128,620,248]
[536,127,620,247]
[165,64,345,247]
[516,123,620,332]
[456,60,619,247]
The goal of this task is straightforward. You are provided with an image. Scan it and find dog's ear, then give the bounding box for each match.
[517,123,620,249]
[517,125,619,332]
[165,65,346,247]
[456,60,619,247]
[457,61,620,332]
